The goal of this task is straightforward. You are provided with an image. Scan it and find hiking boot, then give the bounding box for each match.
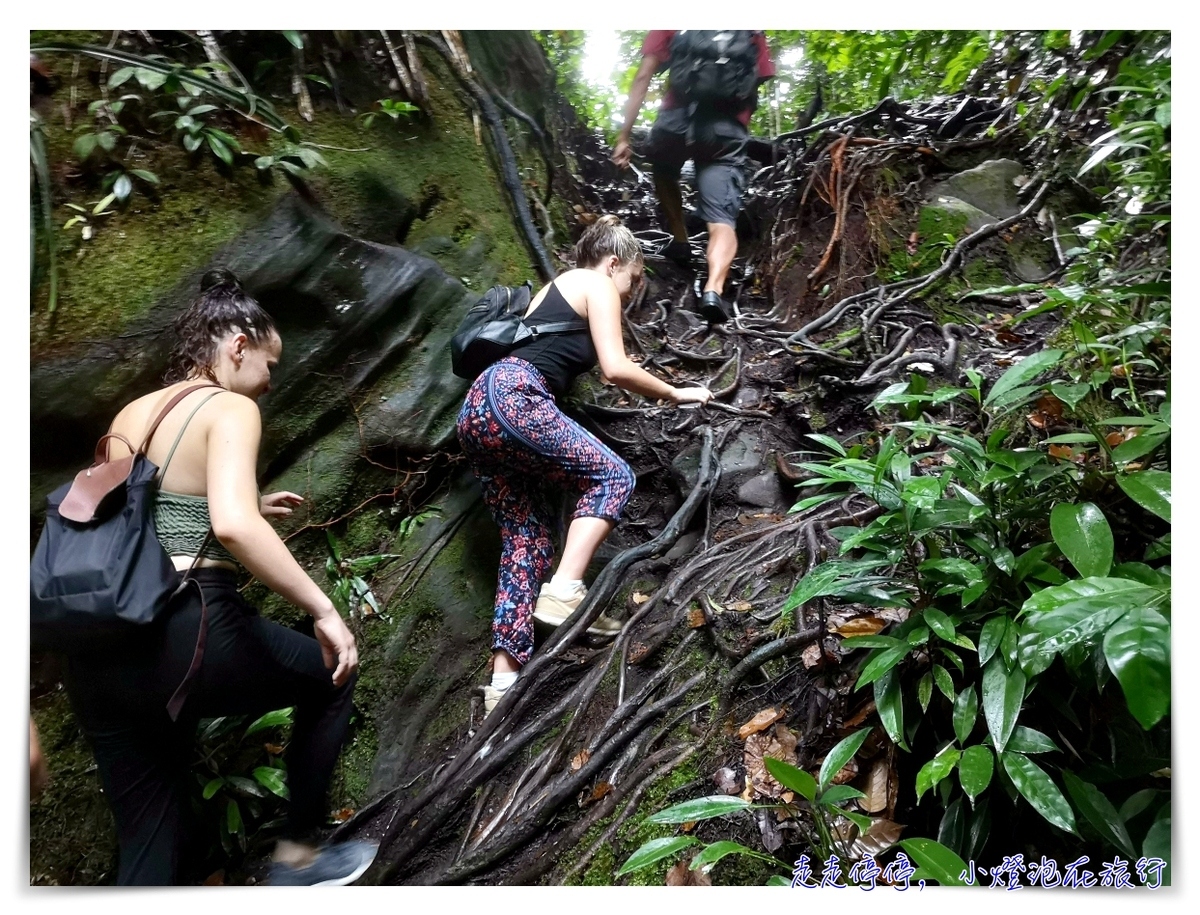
[699,290,731,324]
[662,238,693,268]
[533,584,622,637]
[266,841,379,886]
[481,684,508,719]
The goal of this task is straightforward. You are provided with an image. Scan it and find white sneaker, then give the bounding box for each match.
[532,584,622,636]
[481,684,508,718]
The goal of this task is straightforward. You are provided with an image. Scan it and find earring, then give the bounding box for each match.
[237,353,244,364]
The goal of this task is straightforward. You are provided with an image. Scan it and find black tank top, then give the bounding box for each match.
[513,282,597,396]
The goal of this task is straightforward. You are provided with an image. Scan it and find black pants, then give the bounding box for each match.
[64,568,356,885]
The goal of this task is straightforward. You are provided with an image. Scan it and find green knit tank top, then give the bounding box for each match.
[150,390,239,565]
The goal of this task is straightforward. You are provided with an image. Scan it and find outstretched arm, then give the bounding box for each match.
[587,279,711,405]
[612,53,662,168]
[206,395,358,686]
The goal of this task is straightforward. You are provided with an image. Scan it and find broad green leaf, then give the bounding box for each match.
[1062,771,1136,857]
[1111,562,1171,590]
[916,747,960,800]
[1142,813,1171,885]
[1119,788,1159,823]
[1117,470,1171,522]
[128,168,158,184]
[763,758,816,802]
[984,349,1064,408]
[953,686,978,745]
[1103,607,1170,729]
[923,607,957,642]
[843,810,873,831]
[1111,429,1169,464]
[245,707,294,737]
[765,875,791,886]
[918,671,933,712]
[982,657,1025,753]
[840,635,908,650]
[876,667,905,748]
[819,728,872,790]
[226,798,243,835]
[978,617,1007,666]
[1021,576,1166,618]
[1006,726,1059,754]
[648,796,751,824]
[1050,502,1113,578]
[854,646,909,690]
[226,775,268,799]
[901,477,942,512]
[252,766,289,800]
[282,30,304,49]
[617,837,699,876]
[207,134,234,166]
[958,746,993,803]
[896,838,967,886]
[1050,382,1091,411]
[112,173,132,202]
[818,785,867,806]
[1001,752,1076,834]
[933,665,955,701]
[805,433,846,456]
[779,558,889,616]
[689,841,780,871]
[202,777,224,800]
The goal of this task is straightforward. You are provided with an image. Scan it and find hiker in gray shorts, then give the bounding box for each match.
[612,30,776,323]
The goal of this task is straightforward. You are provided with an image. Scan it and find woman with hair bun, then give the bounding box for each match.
[62,269,376,885]
[456,216,713,719]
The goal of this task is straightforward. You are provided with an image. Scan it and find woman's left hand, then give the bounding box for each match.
[260,491,304,519]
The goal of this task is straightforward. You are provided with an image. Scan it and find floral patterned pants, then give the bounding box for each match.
[456,357,635,664]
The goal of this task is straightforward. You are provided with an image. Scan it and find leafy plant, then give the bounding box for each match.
[359,98,420,130]
[193,707,294,859]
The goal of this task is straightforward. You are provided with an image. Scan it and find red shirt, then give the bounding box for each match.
[641,30,776,126]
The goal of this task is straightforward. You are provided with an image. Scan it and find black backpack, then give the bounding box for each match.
[30,383,222,719]
[669,30,760,112]
[450,282,588,380]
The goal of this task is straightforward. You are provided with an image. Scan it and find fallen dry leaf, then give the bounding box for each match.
[203,869,225,886]
[730,600,753,612]
[862,758,893,814]
[1106,431,1127,448]
[331,807,355,823]
[631,591,651,605]
[712,766,743,796]
[844,700,877,728]
[582,782,612,806]
[1112,363,1128,378]
[834,616,887,637]
[874,606,911,624]
[907,231,920,255]
[264,743,284,756]
[571,749,591,771]
[687,607,706,629]
[628,641,650,664]
[738,707,784,740]
[802,641,824,669]
[1048,444,1081,462]
[744,722,800,799]
[665,857,712,886]
[852,818,905,859]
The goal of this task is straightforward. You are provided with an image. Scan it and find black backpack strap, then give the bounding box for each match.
[527,319,589,337]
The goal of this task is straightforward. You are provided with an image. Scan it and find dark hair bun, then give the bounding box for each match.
[200,267,242,293]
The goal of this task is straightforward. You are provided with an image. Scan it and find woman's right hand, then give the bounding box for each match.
[314,610,359,687]
[671,386,714,406]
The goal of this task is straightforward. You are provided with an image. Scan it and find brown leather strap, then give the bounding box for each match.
[94,433,136,466]
[165,575,208,721]
[139,383,224,455]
